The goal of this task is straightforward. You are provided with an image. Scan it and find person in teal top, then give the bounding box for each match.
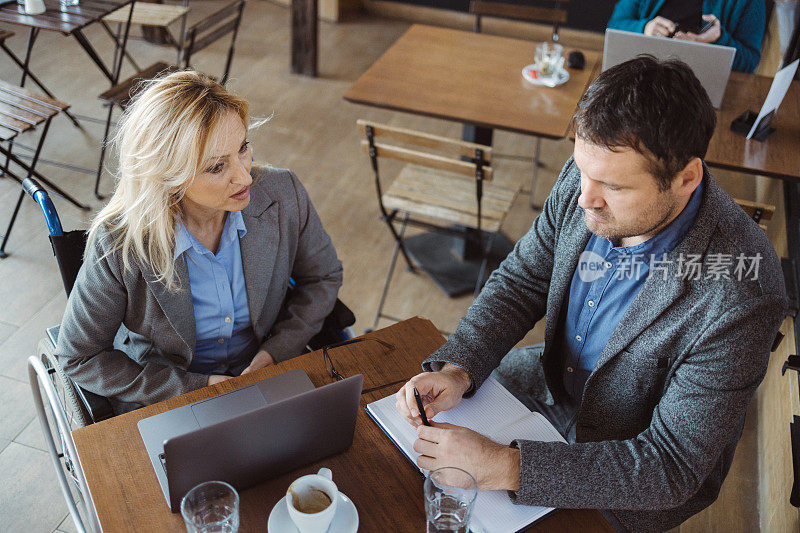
[607,0,765,73]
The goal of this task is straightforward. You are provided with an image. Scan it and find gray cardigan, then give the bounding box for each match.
[56,167,343,407]
[424,158,786,532]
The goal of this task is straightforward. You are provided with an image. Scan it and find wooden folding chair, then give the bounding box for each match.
[734,198,775,231]
[358,119,517,328]
[470,0,569,41]
[0,80,86,258]
[101,0,191,71]
[469,0,570,210]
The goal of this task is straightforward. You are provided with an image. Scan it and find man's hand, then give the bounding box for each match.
[241,349,275,375]
[674,14,721,43]
[644,16,676,37]
[414,422,520,491]
[395,364,472,426]
[208,375,232,385]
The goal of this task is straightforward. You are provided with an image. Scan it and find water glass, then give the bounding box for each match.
[60,0,79,9]
[534,42,564,78]
[424,467,478,533]
[181,481,240,533]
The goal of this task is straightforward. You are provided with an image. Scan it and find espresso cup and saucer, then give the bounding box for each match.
[268,468,358,533]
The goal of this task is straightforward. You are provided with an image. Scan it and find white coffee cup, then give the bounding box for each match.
[286,468,338,533]
[24,0,46,14]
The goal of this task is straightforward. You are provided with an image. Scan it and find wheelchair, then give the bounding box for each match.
[25,177,355,532]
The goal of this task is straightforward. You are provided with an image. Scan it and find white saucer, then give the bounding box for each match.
[268,492,359,533]
[521,64,570,87]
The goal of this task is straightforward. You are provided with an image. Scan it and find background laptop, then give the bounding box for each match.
[138,369,363,511]
[603,28,736,108]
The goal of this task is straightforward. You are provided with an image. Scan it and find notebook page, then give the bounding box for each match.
[366,377,564,533]
[469,412,567,533]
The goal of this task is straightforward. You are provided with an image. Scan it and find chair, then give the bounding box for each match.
[0,79,88,258]
[469,0,570,210]
[24,175,354,532]
[358,119,516,329]
[100,0,191,73]
[469,0,569,42]
[94,0,247,199]
[734,197,775,231]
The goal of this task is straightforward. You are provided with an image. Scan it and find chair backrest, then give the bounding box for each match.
[734,197,775,231]
[469,0,569,41]
[357,119,493,182]
[182,0,247,85]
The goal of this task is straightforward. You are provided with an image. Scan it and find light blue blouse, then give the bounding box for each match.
[175,211,257,374]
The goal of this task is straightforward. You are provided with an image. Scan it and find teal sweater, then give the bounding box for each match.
[607,0,764,73]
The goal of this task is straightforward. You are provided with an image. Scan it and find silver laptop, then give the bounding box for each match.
[138,369,363,511]
[602,28,736,108]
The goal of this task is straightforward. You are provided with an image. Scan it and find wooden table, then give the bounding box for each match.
[0,0,136,83]
[705,71,800,182]
[343,24,601,139]
[72,318,612,532]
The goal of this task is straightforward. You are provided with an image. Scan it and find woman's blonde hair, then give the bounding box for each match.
[88,69,249,291]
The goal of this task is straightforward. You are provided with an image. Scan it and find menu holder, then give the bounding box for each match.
[730,58,799,142]
[730,109,776,141]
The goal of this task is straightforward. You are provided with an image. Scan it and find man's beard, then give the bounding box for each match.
[584,193,679,242]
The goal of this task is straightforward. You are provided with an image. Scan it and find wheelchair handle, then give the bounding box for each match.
[22,177,64,237]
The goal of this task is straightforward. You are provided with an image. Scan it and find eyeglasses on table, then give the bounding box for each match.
[322,336,409,394]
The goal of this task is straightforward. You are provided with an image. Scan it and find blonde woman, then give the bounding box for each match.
[55,71,343,412]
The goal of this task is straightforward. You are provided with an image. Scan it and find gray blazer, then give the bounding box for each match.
[424,158,787,532]
[55,167,343,407]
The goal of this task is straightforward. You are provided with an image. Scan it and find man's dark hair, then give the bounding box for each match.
[573,55,716,191]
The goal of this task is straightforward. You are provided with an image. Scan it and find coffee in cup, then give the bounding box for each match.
[286,468,339,533]
[290,486,332,514]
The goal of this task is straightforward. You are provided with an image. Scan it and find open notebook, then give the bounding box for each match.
[366,377,566,533]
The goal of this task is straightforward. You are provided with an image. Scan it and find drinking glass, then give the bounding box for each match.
[534,42,564,78]
[424,467,478,533]
[181,481,240,533]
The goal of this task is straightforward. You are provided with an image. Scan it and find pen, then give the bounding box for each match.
[413,386,431,426]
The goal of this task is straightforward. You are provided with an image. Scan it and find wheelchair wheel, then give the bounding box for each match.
[30,343,98,533]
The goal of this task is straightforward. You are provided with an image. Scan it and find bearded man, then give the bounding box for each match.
[395,55,787,532]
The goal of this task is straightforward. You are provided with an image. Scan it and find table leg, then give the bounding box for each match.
[99,21,141,73]
[111,6,136,85]
[461,124,493,146]
[72,30,115,83]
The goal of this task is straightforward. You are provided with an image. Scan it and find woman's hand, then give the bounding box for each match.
[208,375,232,385]
[241,349,275,375]
[674,14,721,44]
[644,16,676,37]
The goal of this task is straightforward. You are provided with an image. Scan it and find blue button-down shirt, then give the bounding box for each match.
[175,211,256,375]
[562,179,704,403]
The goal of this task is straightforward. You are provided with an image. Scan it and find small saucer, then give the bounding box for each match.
[268,492,358,533]
[521,65,570,87]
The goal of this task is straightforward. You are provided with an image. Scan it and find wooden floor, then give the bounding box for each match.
[0,2,785,531]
